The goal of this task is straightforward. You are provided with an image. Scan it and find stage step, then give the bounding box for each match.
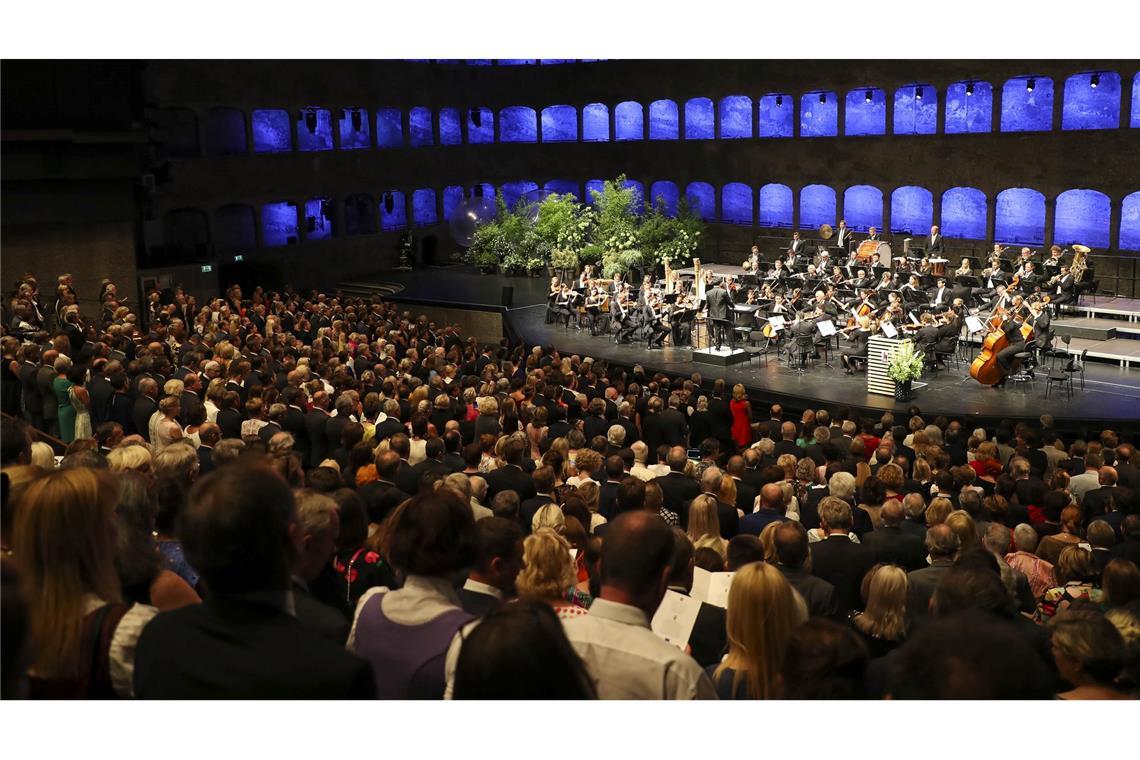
[1052,318,1118,342]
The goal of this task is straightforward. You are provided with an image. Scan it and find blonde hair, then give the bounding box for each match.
[717,474,737,505]
[576,480,601,513]
[759,521,781,564]
[15,468,122,678]
[855,565,908,641]
[29,441,55,471]
[715,562,801,699]
[106,443,153,473]
[532,503,566,533]
[516,528,576,601]
[926,497,954,527]
[944,510,978,552]
[732,384,746,401]
[687,494,721,545]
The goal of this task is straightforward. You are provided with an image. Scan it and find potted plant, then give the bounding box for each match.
[887,340,925,401]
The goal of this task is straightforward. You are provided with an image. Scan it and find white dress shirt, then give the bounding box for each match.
[561,598,717,699]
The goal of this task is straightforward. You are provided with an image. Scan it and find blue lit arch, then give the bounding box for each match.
[1062,72,1121,130]
[303,198,333,241]
[800,92,838,137]
[995,188,1046,244]
[1000,76,1054,132]
[1055,189,1110,248]
[800,185,836,228]
[541,105,577,142]
[941,187,987,239]
[649,100,678,140]
[893,85,937,135]
[296,108,333,151]
[582,103,610,142]
[344,194,376,236]
[843,185,883,230]
[844,88,886,136]
[409,106,434,146]
[338,108,370,149]
[615,101,644,141]
[649,181,679,217]
[375,108,403,148]
[890,186,933,234]
[624,180,645,215]
[501,181,539,211]
[442,186,465,223]
[543,180,580,200]
[945,81,992,134]
[380,191,407,231]
[685,182,716,220]
[719,96,753,139]
[721,183,753,225]
[585,180,606,205]
[261,201,299,246]
[466,107,494,144]
[412,189,438,227]
[758,94,793,138]
[1133,73,1140,128]
[685,98,714,140]
[759,184,793,228]
[1121,192,1140,250]
[252,109,291,153]
[439,107,462,145]
[499,106,537,143]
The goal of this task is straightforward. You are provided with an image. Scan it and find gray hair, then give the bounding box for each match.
[607,424,626,446]
[294,489,339,540]
[700,466,723,493]
[631,440,649,464]
[153,442,199,480]
[441,472,472,502]
[818,496,853,531]
[828,471,856,501]
[1012,523,1039,552]
[925,524,961,559]
[982,523,1012,555]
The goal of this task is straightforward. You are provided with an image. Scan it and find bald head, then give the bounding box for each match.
[925,523,961,560]
[759,483,784,512]
[880,499,904,526]
[1099,466,1117,486]
[600,511,675,614]
[781,421,796,440]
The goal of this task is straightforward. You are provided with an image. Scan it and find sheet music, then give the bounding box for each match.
[965,315,985,333]
[881,321,899,338]
[817,319,836,337]
[768,315,786,329]
[650,590,701,650]
[705,572,734,609]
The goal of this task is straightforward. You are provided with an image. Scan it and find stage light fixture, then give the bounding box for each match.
[1026,78,1035,93]
[304,108,318,134]
[966,82,974,96]
[865,89,873,102]
[915,86,923,100]
[1091,73,1100,88]
[384,193,395,214]
[819,92,826,104]
[775,95,783,107]
[350,109,362,131]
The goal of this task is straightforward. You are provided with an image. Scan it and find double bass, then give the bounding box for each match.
[969,313,1034,386]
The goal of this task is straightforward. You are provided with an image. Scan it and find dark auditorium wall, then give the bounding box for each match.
[4,60,1139,298]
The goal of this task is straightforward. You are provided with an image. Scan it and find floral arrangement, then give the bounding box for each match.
[886,340,925,382]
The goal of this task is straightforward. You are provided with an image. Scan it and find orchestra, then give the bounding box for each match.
[543,233,1093,391]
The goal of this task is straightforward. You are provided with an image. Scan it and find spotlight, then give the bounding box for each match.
[865,89,873,102]
[966,82,974,96]
[1026,78,1035,93]
[775,95,783,107]
[819,92,826,104]
[915,86,923,100]
[1091,73,1100,88]
[350,109,362,132]
[471,108,483,128]
[384,193,395,214]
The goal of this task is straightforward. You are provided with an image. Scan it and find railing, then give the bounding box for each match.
[1,411,68,456]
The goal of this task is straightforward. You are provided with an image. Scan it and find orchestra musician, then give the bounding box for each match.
[584,285,609,335]
[546,276,563,323]
[866,226,881,242]
[1015,247,1035,272]
[880,292,905,324]
[789,231,807,261]
[988,283,1013,312]
[669,290,696,347]
[813,290,839,319]
[1017,261,1041,292]
[828,265,848,288]
[928,277,953,308]
[954,258,973,278]
[874,270,895,293]
[578,264,596,290]
[917,256,933,276]
[815,249,831,271]
[767,258,789,282]
[743,245,762,273]
[638,274,654,306]
[611,272,625,299]
[993,297,1031,387]
[926,225,945,255]
[643,293,670,349]
[556,284,581,328]
[705,277,735,350]
[611,286,638,344]
[1042,245,1065,275]
[835,219,854,251]
[1048,265,1077,306]
[840,315,872,374]
[900,274,924,303]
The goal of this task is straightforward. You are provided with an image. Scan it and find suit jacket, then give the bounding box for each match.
[258,421,283,445]
[179,390,204,427]
[658,471,701,526]
[907,559,955,620]
[216,407,243,441]
[108,392,135,435]
[305,408,331,467]
[282,405,309,463]
[18,362,42,421]
[458,588,503,618]
[583,413,611,443]
[705,286,733,321]
[292,579,351,644]
[738,509,786,537]
[778,565,837,619]
[773,439,805,460]
[197,445,216,475]
[705,396,734,449]
[134,595,374,698]
[1081,485,1131,520]
[373,416,405,444]
[809,535,872,615]
[599,479,622,519]
[484,463,537,502]
[132,396,158,442]
[36,365,57,422]
[519,494,554,533]
[926,233,945,255]
[87,373,114,427]
[357,480,410,524]
[402,458,450,496]
[861,525,926,571]
[1115,462,1140,491]
[324,414,352,454]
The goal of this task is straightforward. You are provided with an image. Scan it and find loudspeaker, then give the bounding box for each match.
[501,286,514,308]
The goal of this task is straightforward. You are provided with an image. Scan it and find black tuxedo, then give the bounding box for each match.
[809,535,872,615]
[643,408,688,456]
[705,286,734,348]
[282,405,310,464]
[926,233,944,255]
[861,526,926,571]
[258,421,283,445]
[108,392,135,435]
[324,414,351,454]
[216,407,243,441]
[88,373,114,427]
[292,579,350,644]
[404,458,450,496]
[484,463,537,502]
[134,596,375,699]
[305,408,331,467]
[658,471,701,525]
[373,415,405,444]
[773,440,805,460]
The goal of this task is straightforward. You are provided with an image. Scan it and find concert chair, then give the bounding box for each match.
[1007,350,1036,388]
[1045,365,1074,399]
[1046,334,1072,370]
[791,334,815,373]
[1063,348,1087,391]
[745,329,769,367]
[936,337,960,370]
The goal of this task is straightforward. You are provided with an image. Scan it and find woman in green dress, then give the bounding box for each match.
[52,355,76,443]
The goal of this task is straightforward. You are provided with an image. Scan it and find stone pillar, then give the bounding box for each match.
[244,108,256,155]
[711,99,719,140]
[985,194,996,244]
[678,99,686,140]
[884,87,894,135]
[1121,73,1134,129]
[577,104,585,143]
[931,188,943,232]
[1109,194,1123,252]
[609,105,617,143]
[289,106,301,154]
[791,185,801,232]
[1052,81,1063,131]
[1044,196,1057,251]
[881,190,891,237]
[934,83,947,135]
[791,93,799,138]
[834,91,845,136]
[493,108,500,144]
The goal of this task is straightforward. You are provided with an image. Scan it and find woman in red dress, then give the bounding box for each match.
[729,383,752,449]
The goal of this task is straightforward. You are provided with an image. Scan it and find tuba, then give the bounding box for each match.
[1070,244,1090,282]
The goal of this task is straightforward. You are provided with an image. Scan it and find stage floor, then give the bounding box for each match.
[349,267,1140,427]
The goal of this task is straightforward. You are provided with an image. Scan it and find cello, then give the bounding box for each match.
[970,312,1034,386]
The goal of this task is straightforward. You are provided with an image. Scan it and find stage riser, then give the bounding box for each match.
[692,349,752,367]
[1053,322,1117,341]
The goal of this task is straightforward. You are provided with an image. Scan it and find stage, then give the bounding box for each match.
[341,266,1140,429]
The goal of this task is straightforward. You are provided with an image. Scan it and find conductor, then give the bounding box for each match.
[705,277,734,350]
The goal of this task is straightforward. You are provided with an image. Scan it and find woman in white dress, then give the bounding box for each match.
[68,365,93,441]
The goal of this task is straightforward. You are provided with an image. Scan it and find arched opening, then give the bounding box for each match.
[649,100,678,140]
[1054,189,1111,248]
[940,187,987,239]
[995,188,1046,244]
[203,107,246,156]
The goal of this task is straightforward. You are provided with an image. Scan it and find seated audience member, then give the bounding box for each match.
[860,499,925,571]
[1005,523,1056,600]
[452,601,596,699]
[709,561,805,699]
[1047,608,1133,700]
[459,517,524,617]
[694,546,726,573]
[562,512,716,699]
[907,524,960,621]
[17,468,158,698]
[349,490,477,699]
[517,528,592,618]
[739,482,788,536]
[665,527,727,669]
[782,618,869,699]
[291,489,350,643]
[1102,558,1140,610]
[774,521,836,620]
[726,534,766,571]
[1105,604,1140,695]
[810,497,872,616]
[1037,546,1105,621]
[134,465,375,698]
[687,494,727,559]
[981,523,1036,614]
[850,564,909,659]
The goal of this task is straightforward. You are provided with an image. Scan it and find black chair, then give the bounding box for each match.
[1045,366,1073,399]
[1064,348,1087,390]
[790,334,815,372]
[745,329,769,367]
[1044,333,1070,369]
